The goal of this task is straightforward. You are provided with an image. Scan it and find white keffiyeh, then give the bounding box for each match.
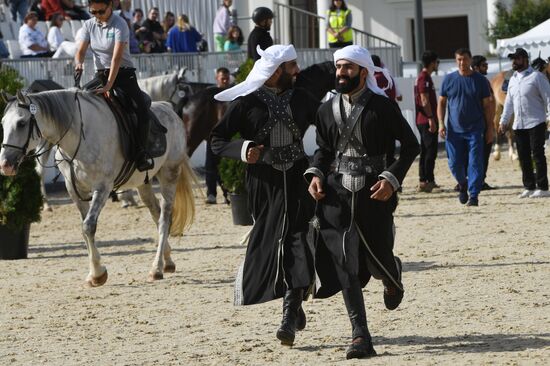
[214,44,298,101]
[333,45,392,97]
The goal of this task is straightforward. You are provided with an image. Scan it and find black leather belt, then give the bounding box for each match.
[335,155,386,177]
[260,141,305,165]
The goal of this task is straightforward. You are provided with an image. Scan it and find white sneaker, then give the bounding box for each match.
[518,190,534,198]
[530,189,550,198]
[205,194,216,204]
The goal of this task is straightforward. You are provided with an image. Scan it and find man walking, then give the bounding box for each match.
[211,45,320,346]
[415,50,439,192]
[499,48,550,198]
[471,55,496,191]
[437,48,493,206]
[213,0,233,52]
[306,45,419,359]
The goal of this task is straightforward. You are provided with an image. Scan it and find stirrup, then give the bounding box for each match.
[136,151,154,172]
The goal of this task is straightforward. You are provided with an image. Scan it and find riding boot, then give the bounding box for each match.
[276,288,304,346]
[342,279,376,359]
[136,115,154,172]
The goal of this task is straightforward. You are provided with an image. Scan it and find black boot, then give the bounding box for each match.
[136,115,154,172]
[342,279,377,359]
[276,288,304,346]
[383,256,404,310]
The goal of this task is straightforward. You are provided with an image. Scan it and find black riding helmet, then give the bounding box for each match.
[252,7,274,25]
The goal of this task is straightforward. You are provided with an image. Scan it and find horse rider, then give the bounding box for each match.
[305,45,419,359]
[247,7,274,61]
[211,44,320,346]
[75,0,154,172]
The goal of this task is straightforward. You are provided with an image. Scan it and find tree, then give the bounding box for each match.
[487,0,550,45]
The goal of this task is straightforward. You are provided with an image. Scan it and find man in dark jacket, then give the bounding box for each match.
[247,6,274,61]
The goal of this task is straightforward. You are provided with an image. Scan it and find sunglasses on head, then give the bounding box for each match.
[89,8,108,15]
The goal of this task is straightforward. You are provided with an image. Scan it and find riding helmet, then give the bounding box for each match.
[252,7,274,25]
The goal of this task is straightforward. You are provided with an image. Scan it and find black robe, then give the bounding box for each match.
[307,89,420,299]
[211,87,320,305]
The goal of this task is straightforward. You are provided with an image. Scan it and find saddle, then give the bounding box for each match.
[83,79,167,190]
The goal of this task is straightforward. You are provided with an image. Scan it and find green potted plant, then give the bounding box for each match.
[0,66,43,259]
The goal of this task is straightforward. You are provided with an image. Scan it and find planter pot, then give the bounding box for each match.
[0,223,30,260]
[230,193,253,226]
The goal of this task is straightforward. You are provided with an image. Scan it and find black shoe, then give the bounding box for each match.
[276,289,303,346]
[481,182,495,191]
[346,337,377,360]
[466,197,479,206]
[454,183,461,192]
[136,150,154,172]
[383,256,404,310]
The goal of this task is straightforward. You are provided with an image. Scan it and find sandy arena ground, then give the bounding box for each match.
[1,152,549,365]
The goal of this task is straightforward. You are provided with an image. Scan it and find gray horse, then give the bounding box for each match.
[0,90,196,286]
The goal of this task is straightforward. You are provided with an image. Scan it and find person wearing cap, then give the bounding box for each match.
[472,55,496,191]
[247,7,274,61]
[415,50,439,193]
[211,44,321,346]
[305,45,419,359]
[499,48,550,198]
[437,48,494,206]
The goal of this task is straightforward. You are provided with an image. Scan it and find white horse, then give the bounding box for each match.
[0,89,196,286]
[37,67,192,210]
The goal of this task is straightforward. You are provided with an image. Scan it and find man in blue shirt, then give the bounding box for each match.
[437,48,494,206]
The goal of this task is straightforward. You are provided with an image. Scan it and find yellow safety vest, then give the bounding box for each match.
[327,9,353,43]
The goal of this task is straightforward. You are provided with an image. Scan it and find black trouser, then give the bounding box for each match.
[95,68,150,151]
[205,140,221,197]
[418,123,438,182]
[21,51,54,58]
[515,123,548,190]
[329,41,353,48]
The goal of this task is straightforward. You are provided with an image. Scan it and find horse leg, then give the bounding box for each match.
[118,189,138,208]
[146,168,179,281]
[36,150,52,211]
[508,131,518,160]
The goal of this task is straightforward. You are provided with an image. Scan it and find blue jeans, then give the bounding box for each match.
[10,0,29,24]
[446,129,484,198]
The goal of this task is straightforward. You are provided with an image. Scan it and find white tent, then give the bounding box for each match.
[497,19,550,58]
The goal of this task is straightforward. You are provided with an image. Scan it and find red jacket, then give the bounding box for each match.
[41,0,66,20]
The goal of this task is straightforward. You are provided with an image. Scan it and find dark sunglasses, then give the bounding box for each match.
[89,8,108,15]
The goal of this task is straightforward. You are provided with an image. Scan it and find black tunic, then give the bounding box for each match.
[307,89,420,299]
[211,87,320,305]
[247,27,273,61]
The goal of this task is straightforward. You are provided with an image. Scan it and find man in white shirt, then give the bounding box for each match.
[499,48,550,198]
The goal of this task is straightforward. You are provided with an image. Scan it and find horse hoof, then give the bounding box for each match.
[493,151,501,161]
[164,263,176,273]
[87,270,108,287]
[147,272,164,282]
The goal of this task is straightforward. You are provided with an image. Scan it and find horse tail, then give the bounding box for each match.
[170,155,199,236]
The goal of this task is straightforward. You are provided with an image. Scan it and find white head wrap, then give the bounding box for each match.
[333,45,392,97]
[214,44,298,102]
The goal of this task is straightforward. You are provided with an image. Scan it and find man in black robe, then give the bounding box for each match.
[211,44,320,347]
[305,45,420,359]
[247,7,274,61]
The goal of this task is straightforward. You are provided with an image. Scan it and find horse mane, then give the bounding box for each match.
[295,61,336,101]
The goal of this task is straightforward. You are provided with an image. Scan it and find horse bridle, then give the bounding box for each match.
[1,103,42,155]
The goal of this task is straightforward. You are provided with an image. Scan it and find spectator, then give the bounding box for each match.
[471,55,496,191]
[326,0,352,48]
[247,6,273,61]
[437,48,493,206]
[19,11,54,58]
[47,12,78,58]
[205,67,231,204]
[41,0,90,21]
[132,8,143,27]
[162,11,175,33]
[118,0,133,22]
[165,14,202,53]
[0,32,10,58]
[139,7,165,53]
[224,25,243,52]
[8,0,30,24]
[213,0,232,52]
[415,50,440,193]
[499,48,550,198]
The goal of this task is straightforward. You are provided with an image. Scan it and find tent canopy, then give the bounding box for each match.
[497,19,550,58]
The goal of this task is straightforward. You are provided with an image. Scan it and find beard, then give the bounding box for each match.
[277,70,294,90]
[335,73,361,93]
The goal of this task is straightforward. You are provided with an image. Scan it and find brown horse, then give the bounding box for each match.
[490,70,518,161]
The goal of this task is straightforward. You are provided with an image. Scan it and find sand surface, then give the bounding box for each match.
[1,153,549,365]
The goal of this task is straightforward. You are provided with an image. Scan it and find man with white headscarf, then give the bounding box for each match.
[304,45,419,359]
[211,44,321,347]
